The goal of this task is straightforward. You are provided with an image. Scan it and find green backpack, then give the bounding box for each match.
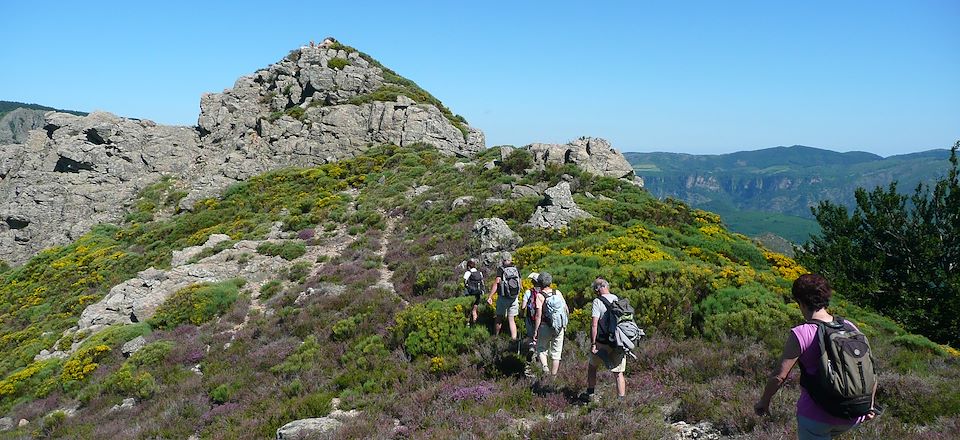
[800,317,878,418]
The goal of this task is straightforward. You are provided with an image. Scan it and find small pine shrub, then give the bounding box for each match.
[148,279,245,329]
[260,280,283,300]
[499,148,532,175]
[256,241,307,261]
[327,57,350,70]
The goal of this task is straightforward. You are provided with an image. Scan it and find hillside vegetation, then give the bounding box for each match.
[0,101,86,120]
[0,145,957,439]
[625,146,952,243]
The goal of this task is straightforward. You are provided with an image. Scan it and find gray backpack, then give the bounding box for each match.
[500,265,521,298]
[543,290,568,334]
[800,317,878,418]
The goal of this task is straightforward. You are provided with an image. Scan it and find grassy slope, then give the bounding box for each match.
[0,145,957,439]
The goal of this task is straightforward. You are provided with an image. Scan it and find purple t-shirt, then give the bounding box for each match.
[792,321,867,425]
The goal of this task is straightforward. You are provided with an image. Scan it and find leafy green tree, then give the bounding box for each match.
[799,142,959,345]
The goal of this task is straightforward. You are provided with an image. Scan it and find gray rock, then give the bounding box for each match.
[527,137,635,179]
[109,398,136,412]
[670,421,721,440]
[276,418,342,440]
[511,183,544,198]
[473,218,522,254]
[0,417,12,431]
[0,108,47,144]
[451,196,475,209]
[526,182,593,229]
[121,336,147,357]
[428,254,446,262]
[499,145,515,161]
[18,419,28,428]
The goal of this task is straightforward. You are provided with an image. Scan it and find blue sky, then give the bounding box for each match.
[3,1,957,156]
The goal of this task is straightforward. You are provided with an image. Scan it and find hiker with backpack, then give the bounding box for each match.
[530,272,569,375]
[486,258,522,340]
[462,260,485,326]
[584,277,629,399]
[754,274,878,439]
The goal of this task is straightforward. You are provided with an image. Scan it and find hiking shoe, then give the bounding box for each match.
[577,392,598,404]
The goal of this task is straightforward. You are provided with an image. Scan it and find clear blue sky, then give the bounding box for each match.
[3,1,957,156]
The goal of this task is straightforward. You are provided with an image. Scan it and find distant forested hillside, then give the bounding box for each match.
[0,101,86,120]
[626,145,952,243]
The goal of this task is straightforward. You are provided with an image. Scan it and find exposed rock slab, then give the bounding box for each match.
[0,108,47,144]
[473,218,522,253]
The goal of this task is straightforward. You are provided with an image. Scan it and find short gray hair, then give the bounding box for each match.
[592,277,609,292]
[537,272,553,287]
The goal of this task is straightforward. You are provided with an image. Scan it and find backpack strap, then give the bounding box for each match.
[598,295,613,309]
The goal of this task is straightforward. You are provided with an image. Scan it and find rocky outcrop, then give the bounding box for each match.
[197,45,484,182]
[0,111,201,265]
[473,218,522,267]
[0,44,485,266]
[0,108,47,144]
[276,417,343,439]
[527,182,593,229]
[121,336,147,357]
[527,137,637,182]
[77,236,296,331]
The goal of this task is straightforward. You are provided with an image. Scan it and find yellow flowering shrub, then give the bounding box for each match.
[61,344,111,382]
[763,251,808,280]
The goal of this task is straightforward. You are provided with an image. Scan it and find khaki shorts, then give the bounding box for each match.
[535,325,564,360]
[589,343,626,373]
[495,295,519,317]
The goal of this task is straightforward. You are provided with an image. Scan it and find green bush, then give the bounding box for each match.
[148,279,245,329]
[256,241,307,261]
[327,57,350,70]
[891,334,951,356]
[694,285,797,346]
[393,297,489,358]
[332,313,367,341]
[260,280,283,300]
[500,148,532,175]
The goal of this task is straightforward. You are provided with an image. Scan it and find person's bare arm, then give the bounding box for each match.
[590,316,600,354]
[754,331,801,415]
[486,278,499,305]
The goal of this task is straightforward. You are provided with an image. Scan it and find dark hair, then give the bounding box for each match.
[792,274,832,311]
[466,260,476,269]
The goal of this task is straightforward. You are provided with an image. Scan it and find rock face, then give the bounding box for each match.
[121,336,147,357]
[0,111,201,265]
[0,108,47,144]
[527,182,593,229]
[0,44,485,266]
[527,137,636,180]
[276,417,342,439]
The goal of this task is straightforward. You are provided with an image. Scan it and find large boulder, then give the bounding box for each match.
[473,218,522,253]
[275,417,342,439]
[526,182,593,229]
[527,137,635,180]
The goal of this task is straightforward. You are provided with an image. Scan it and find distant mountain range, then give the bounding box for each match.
[0,100,86,143]
[625,145,953,243]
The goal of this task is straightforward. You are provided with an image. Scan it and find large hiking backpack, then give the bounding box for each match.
[543,290,568,334]
[597,296,645,359]
[800,317,878,418]
[464,270,484,296]
[500,266,521,298]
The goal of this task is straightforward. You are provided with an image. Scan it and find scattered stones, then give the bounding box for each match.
[451,195,475,208]
[670,421,721,440]
[121,336,147,357]
[110,398,136,412]
[0,417,13,431]
[18,419,28,428]
[526,181,593,229]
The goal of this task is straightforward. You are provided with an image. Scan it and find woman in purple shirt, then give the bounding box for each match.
[754,274,877,439]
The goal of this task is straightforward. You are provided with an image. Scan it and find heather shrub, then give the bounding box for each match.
[393,297,489,358]
[148,279,245,329]
[256,241,306,260]
[259,279,283,300]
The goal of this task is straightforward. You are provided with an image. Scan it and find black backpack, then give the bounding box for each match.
[800,317,878,418]
[597,295,644,358]
[500,266,521,298]
[464,270,484,296]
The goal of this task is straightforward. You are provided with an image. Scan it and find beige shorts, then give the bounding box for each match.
[535,325,564,360]
[589,343,626,373]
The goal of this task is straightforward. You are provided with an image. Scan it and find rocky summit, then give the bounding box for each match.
[0,43,485,266]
